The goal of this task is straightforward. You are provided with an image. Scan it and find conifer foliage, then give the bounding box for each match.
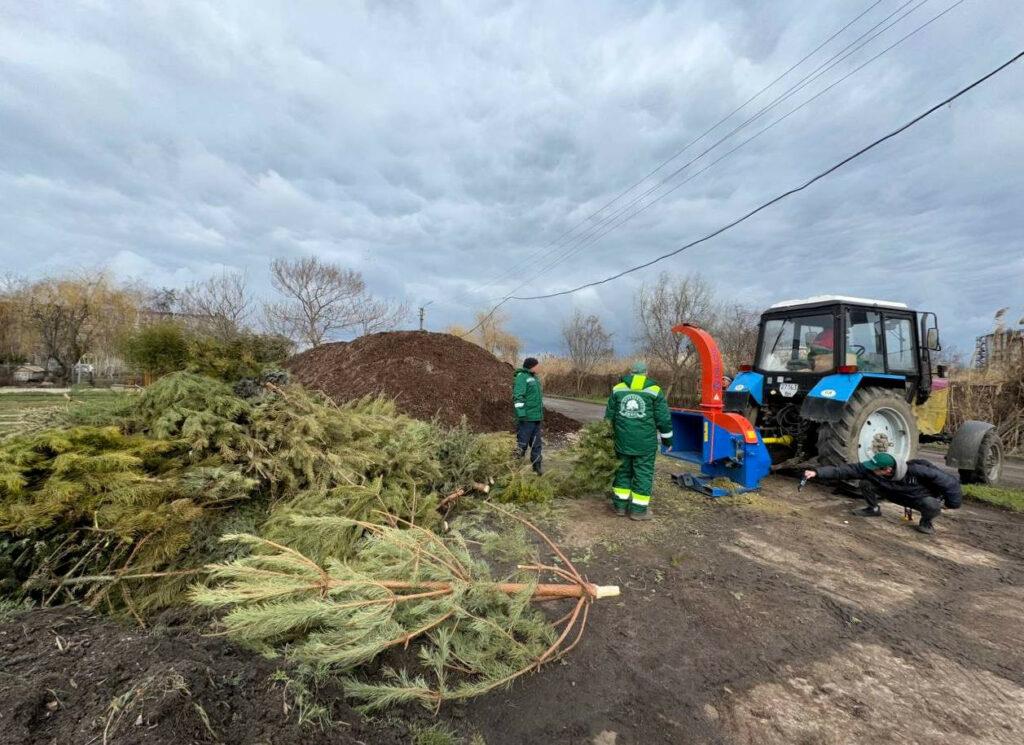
[0,374,543,612]
[0,371,613,708]
[195,509,616,711]
[559,420,619,496]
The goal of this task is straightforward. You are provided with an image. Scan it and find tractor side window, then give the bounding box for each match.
[846,310,884,372]
[758,314,833,372]
[885,317,916,372]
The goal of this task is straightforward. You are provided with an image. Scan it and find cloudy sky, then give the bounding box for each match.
[2,0,1022,356]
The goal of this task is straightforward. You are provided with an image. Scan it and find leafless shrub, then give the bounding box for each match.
[950,365,1024,454]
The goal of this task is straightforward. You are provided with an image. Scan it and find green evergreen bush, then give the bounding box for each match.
[558,420,617,497]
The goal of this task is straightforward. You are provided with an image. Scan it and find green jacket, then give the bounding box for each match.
[513,368,543,421]
[604,373,673,455]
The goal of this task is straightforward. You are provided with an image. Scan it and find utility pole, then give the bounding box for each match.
[418,301,433,331]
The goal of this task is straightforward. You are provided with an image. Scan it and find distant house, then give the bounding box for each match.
[13,365,45,383]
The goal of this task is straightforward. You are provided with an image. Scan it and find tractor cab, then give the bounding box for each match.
[723,296,1001,485]
[740,296,939,410]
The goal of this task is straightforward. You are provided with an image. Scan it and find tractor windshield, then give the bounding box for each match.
[758,314,835,373]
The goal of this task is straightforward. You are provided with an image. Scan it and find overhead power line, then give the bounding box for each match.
[505,0,967,294]
[458,0,966,339]
[469,0,892,296]
[506,50,1024,301]
[497,0,940,302]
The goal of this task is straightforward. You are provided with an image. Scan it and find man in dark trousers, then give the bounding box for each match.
[803,452,962,535]
[513,357,544,475]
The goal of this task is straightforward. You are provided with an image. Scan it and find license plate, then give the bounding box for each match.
[779,383,799,398]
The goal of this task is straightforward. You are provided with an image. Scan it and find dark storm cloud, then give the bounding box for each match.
[1,0,1022,355]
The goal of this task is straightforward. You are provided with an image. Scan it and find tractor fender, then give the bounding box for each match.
[945,420,995,470]
[725,371,764,411]
[801,372,907,422]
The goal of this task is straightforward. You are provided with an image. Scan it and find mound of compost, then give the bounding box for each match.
[287,331,580,435]
[0,607,404,745]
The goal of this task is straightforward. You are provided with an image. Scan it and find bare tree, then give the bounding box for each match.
[146,287,179,315]
[0,275,29,365]
[445,312,523,365]
[474,309,522,365]
[712,304,760,373]
[562,310,614,394]
[353,296,410,336]
[633,272,716,398]
[180,271,252,339]
[265,257,367,348]
[23,273,138,384]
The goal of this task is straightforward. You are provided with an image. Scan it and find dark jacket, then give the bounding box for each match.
[513,368,544,421]
[816,459,962,509]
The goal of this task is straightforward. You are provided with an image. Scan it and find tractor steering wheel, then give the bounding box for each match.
[849,344,866,358]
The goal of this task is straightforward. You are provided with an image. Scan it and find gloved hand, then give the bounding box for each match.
[660,444,671,455]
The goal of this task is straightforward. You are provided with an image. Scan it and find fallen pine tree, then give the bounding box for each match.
[193,509,617,711]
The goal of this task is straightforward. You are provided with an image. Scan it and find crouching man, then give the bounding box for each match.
[803,452,962,535]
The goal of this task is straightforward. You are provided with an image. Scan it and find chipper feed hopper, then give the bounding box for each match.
[663,324,773,497]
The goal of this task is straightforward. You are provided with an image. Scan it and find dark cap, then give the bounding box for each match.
[523,357,539,370]
[861,452,896,471]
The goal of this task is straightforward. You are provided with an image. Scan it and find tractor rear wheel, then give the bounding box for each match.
[816,387,919,467]
[958,429,1003,485]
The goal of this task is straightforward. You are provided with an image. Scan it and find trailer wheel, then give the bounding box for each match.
[816,387,919,467]
[958,429,1003,485]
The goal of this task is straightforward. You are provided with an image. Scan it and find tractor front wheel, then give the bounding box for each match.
[816,388,919,467]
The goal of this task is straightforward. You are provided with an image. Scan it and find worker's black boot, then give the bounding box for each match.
[915,518,935,535]
[611,502,627,517]
[629,509,652,522]
[852,505,882,517]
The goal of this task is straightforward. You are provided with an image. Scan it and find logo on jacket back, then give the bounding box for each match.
[619,394,646,419]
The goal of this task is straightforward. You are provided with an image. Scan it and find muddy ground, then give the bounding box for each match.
[3,460,1023,744]
[444,459,1024,745]
[0,606,410,745]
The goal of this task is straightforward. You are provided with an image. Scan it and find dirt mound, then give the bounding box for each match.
[0,607,406,745]
[287,331,580,435]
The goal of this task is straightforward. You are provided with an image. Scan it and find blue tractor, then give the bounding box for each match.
[724,296,1004,484]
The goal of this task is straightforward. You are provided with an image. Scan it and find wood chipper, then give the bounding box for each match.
[662,324,773,496]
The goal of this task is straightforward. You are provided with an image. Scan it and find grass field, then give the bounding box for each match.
[0,390,125,437]
[963,484,1024,512]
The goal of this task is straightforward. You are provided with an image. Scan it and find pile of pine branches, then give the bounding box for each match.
[0,374,521,610]
[0,372,617,708]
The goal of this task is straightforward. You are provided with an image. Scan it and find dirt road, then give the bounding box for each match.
[546,397,1024,487]
[452,452,1024,744]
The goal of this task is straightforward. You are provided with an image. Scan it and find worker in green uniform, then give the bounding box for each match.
[513,357,544,474]
[605,362,673,520]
